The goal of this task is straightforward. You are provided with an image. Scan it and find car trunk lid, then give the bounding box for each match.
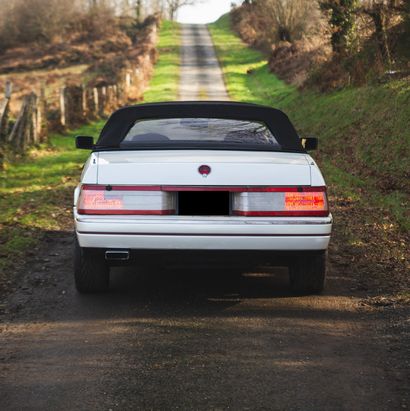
[96,150,311,186]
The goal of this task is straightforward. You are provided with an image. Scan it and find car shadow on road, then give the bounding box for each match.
[109,264,293,300]
[65,263,361,322]
[3,262,365,328]
[1,230,363,325]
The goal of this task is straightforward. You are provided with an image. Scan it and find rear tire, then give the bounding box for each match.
[74,237,109,293]
[289,252,326,295]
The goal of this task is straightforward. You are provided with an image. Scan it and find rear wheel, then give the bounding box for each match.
[289,252,326,294]
[74,237,109,293]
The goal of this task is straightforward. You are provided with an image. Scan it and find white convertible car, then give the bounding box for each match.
[73,102,332,294]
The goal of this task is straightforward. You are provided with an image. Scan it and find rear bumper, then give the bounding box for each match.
[90,249,327,268]
[77,232,330,250]
[74,210,332,251]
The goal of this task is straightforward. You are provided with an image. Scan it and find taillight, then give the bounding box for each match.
[233,187,329,217]
[77,185,176,215]
[285,192,325,211]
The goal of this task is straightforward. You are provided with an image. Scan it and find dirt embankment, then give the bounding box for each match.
[230,2,331,88]
[229,6,410,203]
[0,15,159,114]
[231,2,409,90]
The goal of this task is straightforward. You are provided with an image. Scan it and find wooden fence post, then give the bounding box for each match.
[97,87,106,117]
[113,85,118,108]
[0,101,10,143]
[0,81,12,140]
[31,93,40,145]
[124,72,132,98]
[106,85,116,112]
[8,93,37,153]
[60,85,85,128]
[0,82,12,168]
[148,23,157,45]
[38,86,48,143]
[5,80,12,99]
[84,88,95,120]
[60,87,66,128]
[93,88,99,118]
[82,85,87,118]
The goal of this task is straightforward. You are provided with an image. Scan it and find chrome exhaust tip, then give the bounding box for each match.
[105,250,130,261]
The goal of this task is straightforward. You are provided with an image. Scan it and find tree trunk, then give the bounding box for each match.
[136,0,143,23]
[278,26,291,42]
[320,0,358,55]
[370,5,392,68]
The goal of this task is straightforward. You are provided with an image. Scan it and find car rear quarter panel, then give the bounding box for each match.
[74,153,99,205]
[306,155,327,186]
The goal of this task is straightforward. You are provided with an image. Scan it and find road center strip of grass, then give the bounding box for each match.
[0,21,181,289]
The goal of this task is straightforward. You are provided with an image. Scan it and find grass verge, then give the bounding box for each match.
[209,14,409,299]
[143,20,181,102]
[0,21,181,292]
[0,123,101,282]
[209,14,409,232]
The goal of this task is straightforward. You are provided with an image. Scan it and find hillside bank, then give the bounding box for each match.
[209,14,409,302]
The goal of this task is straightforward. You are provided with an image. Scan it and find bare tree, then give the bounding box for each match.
[0,0,119,50]
[165,0,201,21]
[255,0,321,43]
[2,0,79,43]
[124,0,160,20]
[135,0,143,21]
[359,0,405,66]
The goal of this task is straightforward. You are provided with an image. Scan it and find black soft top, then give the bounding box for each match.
[96,101,304,152]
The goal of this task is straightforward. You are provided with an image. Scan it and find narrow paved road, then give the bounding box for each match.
[1,25,408,411]
[180,24,229,100]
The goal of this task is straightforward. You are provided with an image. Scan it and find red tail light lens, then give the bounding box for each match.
[285,192,326,211]
[77,185,176,215]
[81,191,124,210]
[233,187,329,217]
[76,185,329,217]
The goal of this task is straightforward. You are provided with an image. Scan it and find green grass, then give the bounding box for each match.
[0,122,103,273]
[143,21,181,102]
[209,14,410,231]
[0,21,182,279]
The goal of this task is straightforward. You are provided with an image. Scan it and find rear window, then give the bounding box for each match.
[121,118,281,150]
